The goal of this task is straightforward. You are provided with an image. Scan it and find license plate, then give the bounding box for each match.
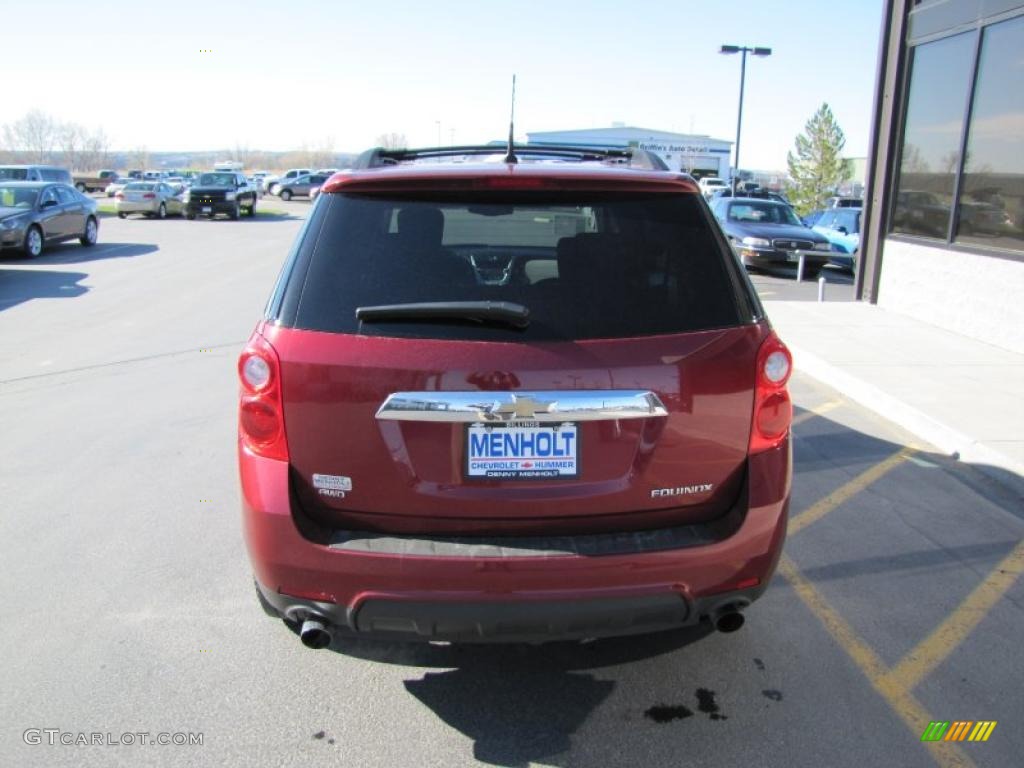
[787,250,801,262]
[201,206,212,213]
[466,422,578,479]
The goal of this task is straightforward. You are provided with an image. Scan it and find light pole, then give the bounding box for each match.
[720,44,771,194]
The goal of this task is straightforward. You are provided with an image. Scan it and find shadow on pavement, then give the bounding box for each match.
[0,241,158,266]
[167,211,304,223]
[251,210,304,222]
[792,404,1024,520]
[752,264,854,284]
[324,625,712,766]
[0,268,89,312]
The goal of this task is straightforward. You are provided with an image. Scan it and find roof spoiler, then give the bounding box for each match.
[352,144,670,172]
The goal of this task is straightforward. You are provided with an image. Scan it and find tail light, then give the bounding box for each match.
[143,193,156,199]
[749,332,793,455]
[238,333,289,461]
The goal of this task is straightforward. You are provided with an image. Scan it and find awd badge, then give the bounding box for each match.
[313,474,352,498]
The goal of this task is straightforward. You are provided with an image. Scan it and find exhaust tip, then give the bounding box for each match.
[299,617,333,649]
[712,605,746,633]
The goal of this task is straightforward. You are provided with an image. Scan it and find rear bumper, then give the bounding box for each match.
[241,438,791,642]
[116,201,157,214]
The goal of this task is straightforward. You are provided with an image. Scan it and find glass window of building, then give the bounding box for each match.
[954,15,1024,253]
[891,32,974,238]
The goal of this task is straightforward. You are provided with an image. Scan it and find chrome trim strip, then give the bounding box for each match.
[375,390,669,423]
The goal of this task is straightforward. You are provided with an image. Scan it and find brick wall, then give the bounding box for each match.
[878,239,1024,354]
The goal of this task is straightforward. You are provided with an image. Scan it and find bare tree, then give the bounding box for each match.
[80,128,110,171]
[900,143,929,174]
[280,143,312,170]
[2,109,58,162]
[940,149,964,176]
[229,143,254,167]
[309,136,336,169]
[130,146,150,171]
[375,132,407,150]
[58,122,86,170]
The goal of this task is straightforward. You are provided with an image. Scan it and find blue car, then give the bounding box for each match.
[807,207,860,272]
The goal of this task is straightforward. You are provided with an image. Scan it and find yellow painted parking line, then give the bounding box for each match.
[788,447,914,536]
[882,538,1024,692]
[778,556,975,768]
[791,398,843,427]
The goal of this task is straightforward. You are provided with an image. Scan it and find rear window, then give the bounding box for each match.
[287,191,744,341]
[0,168,29,180]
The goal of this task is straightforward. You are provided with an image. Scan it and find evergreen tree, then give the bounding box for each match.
[786,103,851,215]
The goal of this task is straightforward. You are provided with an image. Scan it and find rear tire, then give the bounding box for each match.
[157,203,167,220]
[280,189,292,201]
[246,204,256,217]
[23,226,43,258]
[80,216,98,247]
[117,212,127,219]
[186,211,196,220]
[75,182,87,193]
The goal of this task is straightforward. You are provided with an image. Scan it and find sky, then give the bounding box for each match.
[2,0,884,171]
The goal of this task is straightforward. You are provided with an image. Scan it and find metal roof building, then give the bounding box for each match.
[526,126,732,180]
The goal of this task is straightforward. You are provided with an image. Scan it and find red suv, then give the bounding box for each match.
[239,145,792,649]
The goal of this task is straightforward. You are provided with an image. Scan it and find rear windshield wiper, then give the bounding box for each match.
[355,301,530,329]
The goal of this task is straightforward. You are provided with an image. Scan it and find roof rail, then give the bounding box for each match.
[352,144,670,172]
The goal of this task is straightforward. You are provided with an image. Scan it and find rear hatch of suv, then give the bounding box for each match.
[264,166,766,536]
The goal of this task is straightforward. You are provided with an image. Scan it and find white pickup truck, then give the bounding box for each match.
[698,177,729,198]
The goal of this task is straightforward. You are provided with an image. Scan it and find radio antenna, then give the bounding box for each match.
[503,75,518,164]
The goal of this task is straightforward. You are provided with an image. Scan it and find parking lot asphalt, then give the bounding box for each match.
[1,211,1021,768]
[749,264,855,302]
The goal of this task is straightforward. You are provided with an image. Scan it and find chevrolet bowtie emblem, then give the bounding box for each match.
[477,394,555,421]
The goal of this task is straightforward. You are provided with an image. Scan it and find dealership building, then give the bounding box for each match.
[527,126,732,180]
[860,0,1024,353]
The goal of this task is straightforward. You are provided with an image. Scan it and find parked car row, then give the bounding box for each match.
[695,175,864,277]
[1,163,340,204]
[113,171,259,220]
[258,168,338,198]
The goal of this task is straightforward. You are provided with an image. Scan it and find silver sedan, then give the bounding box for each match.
[115,182,185,219]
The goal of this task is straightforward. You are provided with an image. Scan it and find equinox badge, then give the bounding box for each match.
[651,484,714,498]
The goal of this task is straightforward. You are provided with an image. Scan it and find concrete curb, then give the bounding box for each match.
[789,341,1024,496]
